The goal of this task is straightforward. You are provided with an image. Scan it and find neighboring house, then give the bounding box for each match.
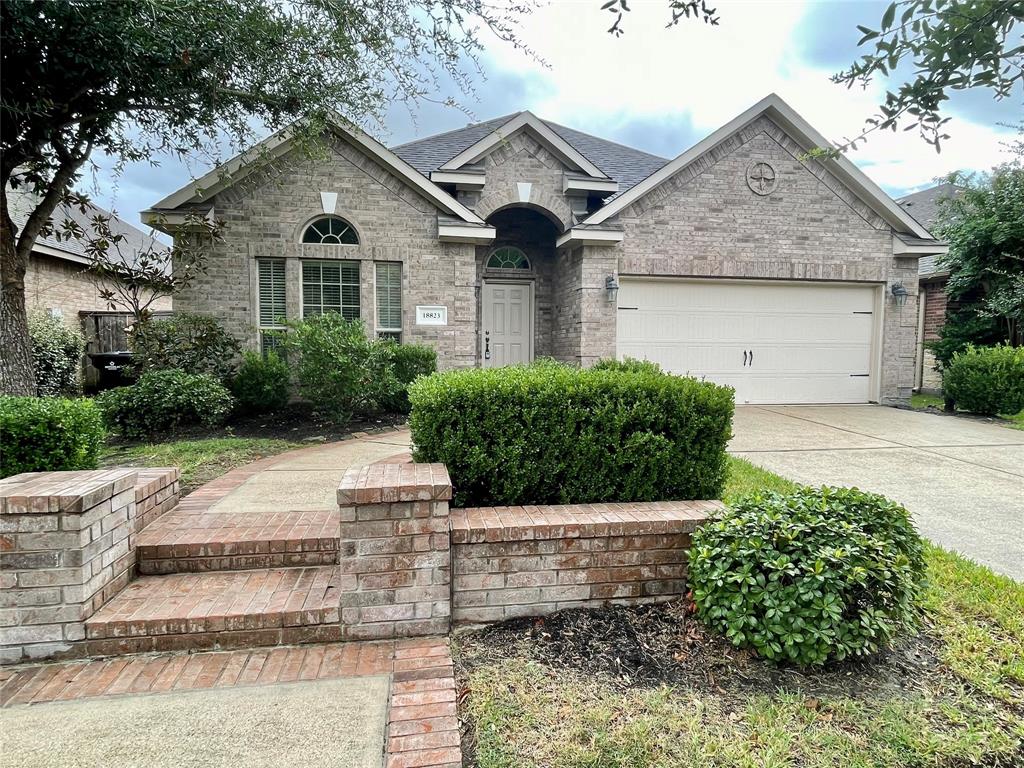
[897,182,962,393]
[144,93,946,406]
[9,188,173,323]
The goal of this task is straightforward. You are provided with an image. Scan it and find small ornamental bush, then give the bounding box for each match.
[96,369,234,437]
[591,356,664,375]
[409,361,734,507]
[943,344,1024,416]
[130,313,241,381]
[28,312,84,396]
[0,396,105,477]
[230,350,291,414]
[380,342,437,413]
[689,486,926,666]
[282,314,399,423]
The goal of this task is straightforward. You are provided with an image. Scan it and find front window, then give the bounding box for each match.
[302,216,359,245]
[301,260,360,319]
[486,246,530,270]
[257,258,286,353]
[375,261,402,341]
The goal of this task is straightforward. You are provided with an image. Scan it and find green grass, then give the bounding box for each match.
[100,437,301,493]
[910,392,945,410]
[458,459,1024,768]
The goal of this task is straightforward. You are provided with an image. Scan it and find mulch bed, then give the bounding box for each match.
[455,600,946,703]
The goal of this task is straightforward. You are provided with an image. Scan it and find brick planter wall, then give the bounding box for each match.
[0,467,179,664]
[337,464,453,641]
[449,501,720,624]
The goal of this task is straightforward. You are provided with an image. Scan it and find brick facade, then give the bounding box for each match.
[0,467,179,664]
[919,278,951,392]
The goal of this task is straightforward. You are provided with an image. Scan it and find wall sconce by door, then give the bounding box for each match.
[890,281,909,307]
[605,275,619,303]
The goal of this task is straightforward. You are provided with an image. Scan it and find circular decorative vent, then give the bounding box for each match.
[746,162,777,196]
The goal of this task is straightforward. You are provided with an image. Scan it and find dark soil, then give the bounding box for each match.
[455,600,945,704]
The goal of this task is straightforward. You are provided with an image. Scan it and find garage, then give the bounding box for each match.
[616,278,880,405]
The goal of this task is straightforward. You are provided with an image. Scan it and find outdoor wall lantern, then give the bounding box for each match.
[890,281,909,307]
[606,275,619,303]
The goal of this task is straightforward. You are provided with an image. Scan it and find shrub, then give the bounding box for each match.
[689,486,926,666]
[28,312,84,396]
[943,344,1024,416]
[379,342,437,413]
[591,356,664,375]
[409,362,734,507]
[282,314,399,423]
[0,396,106,477]
[130,313,241,380]
[230,350,291,414]
[96,369,234,437]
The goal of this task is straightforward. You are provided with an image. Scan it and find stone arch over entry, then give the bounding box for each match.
[475,188,571,233]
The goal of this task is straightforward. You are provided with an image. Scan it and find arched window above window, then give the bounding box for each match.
[302,216,359,245]
[486,246,530,270]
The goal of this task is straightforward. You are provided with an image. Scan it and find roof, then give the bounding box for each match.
[897,183,962,276]
[391,113,668,197]
[8,186,168,269]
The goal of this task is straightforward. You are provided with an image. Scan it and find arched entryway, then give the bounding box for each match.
[478,206,560,367]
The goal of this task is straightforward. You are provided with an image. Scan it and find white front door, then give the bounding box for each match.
[482,281,533,367]
[616,278,879,404]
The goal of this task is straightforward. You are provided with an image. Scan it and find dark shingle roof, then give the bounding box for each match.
[390,112,668,196]
[896,182,961,276]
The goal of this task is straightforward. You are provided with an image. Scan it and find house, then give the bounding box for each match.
[144,94,947,405]
[897,182,962,393]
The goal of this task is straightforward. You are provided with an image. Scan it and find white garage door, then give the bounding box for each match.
[616,279,878,405]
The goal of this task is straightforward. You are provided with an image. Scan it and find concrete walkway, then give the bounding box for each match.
[731,405,1024,580]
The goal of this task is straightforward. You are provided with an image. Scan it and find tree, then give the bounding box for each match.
[930,163,1024,365]
[0,0,535,395]
[832,0,1023,152]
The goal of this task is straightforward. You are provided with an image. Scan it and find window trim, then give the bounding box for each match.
[300,258,361,320]
[300,215,360,245]
[374,261,402,341]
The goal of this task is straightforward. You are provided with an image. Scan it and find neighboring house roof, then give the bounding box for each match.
[8,186,169,270]
[391,112,669,197]
[897,182,962,277]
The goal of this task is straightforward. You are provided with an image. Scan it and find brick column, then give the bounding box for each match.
[0,469,141,663]
[337,464,452,640]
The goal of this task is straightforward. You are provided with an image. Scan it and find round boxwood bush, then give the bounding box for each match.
[28,311,84,396]
[689,486,925,666]
[943,344,1024,416]
[97,369,234,437]
[0,396,106,478]
[230,350,291,415]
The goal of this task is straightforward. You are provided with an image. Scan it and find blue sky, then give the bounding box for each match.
[84,0,1021,229]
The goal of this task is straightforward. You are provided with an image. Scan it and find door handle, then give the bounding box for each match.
[484,331,491,360]
[749,349,753,367]
[743,350,748,367]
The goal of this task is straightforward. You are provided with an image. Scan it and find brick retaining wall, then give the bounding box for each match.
[449,502,720,624]
[0,467,179,664]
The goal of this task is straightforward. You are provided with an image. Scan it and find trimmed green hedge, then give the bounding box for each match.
[97,369,234,437]
[0,396,106,478]
[408,361,734,507]
[944,344,1024,416]
[689,486,926,666]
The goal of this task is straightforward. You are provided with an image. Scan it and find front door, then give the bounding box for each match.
[482,281,533,367]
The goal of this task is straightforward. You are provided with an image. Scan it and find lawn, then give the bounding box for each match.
[100,437,302,494]
[454,456,1024,768]
[909,392,1024,431]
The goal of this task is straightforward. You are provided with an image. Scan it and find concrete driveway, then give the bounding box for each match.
[730,405,1024,581]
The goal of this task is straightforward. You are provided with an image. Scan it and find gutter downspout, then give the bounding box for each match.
[913,284,926,392]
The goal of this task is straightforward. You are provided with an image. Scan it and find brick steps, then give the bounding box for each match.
[82,566,344,656]
[136,509,339,574]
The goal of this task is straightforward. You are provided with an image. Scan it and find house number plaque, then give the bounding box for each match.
[415,306,448,326]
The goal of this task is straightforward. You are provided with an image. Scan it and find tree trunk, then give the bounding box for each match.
[0,193,36,396]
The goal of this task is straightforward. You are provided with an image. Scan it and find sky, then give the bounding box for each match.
[85,0,1022,229]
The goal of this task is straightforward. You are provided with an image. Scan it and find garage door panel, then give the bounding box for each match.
[616,279,877,405]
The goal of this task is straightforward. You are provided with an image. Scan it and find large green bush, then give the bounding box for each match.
[409,361,734,507]
[96,369,234,437]
[0,396,106,478]
[282,315,399,423]
[943,344,1024,416]
[28,312,84,396]
[689,486,926,666]
[379,341,437,413]
[130,313,241,380]
[229,350,291,414]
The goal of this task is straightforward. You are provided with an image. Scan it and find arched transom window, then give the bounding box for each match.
[302,215,359,245]
[486,246,530,270]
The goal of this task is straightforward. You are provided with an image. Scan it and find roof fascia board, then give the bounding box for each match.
[429,171,487,189]
[893,240,949,256]
[563,175,619,194]
[437,223,497,244]
[555,228,624,248]
[439,112,609,179]
[583,94,932,239]
[149,117,484,225]
[31,242,90,265]
[140,207,217,234]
